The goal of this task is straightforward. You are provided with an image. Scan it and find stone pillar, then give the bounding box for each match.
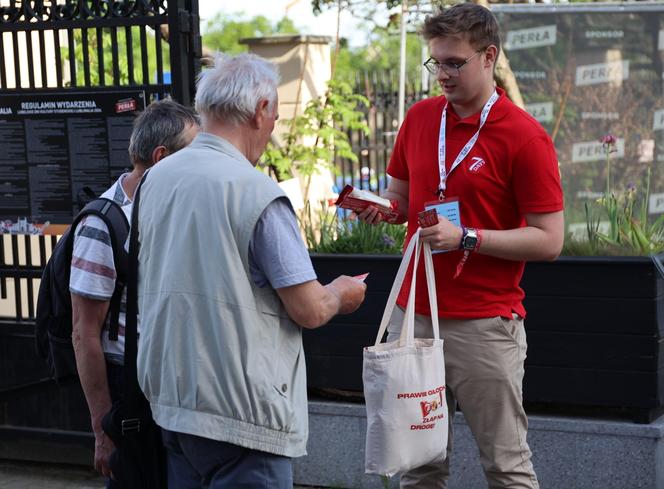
[241,35,337,209]
[240,34,332,134]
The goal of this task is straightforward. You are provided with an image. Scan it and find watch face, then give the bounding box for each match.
[463,229,478,250]
[463,236,478,250]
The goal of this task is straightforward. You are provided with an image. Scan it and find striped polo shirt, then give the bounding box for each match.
[69,175,132,365]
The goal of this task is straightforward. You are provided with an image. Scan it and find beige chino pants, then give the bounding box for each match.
[386,307,539,489]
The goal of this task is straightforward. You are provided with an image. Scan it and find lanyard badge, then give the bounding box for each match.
[437,90,498,200]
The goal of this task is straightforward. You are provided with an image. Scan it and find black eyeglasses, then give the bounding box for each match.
[423,49,485,77]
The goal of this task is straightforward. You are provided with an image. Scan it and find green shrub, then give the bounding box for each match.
[565,134,664,256]
[301,202,406,254]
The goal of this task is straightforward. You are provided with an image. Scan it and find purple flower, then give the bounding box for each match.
[626,181,636,191]
[600,134,617,146]
[381,233,396,248]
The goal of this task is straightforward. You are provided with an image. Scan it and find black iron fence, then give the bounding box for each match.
[335,69,429,195]
[0,0,201,323]
[0,0,201,454]
[0,0,200,103]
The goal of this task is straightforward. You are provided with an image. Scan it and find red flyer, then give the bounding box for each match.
[417,209,439,228]
[335,185,400,222]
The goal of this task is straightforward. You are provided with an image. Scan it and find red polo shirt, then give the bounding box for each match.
[388,88,564,319]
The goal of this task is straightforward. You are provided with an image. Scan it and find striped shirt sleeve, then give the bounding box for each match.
[69,215,117,301]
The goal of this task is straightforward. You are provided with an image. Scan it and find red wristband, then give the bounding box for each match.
[453,250,469,279]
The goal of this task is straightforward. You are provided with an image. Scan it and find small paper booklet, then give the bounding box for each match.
[335,185,400,222]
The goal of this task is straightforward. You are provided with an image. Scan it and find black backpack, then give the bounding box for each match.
[35,198,130,383]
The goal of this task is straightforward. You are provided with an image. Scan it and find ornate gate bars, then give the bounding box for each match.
[0,0,200,105]
[0,0,200,437]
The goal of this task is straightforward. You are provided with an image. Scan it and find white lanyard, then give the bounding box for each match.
[437,90,498,199]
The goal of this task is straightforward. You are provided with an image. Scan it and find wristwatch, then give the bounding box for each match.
[460,227,479,251]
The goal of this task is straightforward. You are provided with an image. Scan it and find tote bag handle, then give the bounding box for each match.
[373,230,440,347]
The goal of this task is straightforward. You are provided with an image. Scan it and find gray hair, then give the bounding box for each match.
[195,53,280,126]
[128,99,199,167]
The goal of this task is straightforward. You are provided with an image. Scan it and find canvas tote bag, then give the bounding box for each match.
[363,229,448,477]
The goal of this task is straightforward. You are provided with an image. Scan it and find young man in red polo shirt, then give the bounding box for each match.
[359,4,564,488]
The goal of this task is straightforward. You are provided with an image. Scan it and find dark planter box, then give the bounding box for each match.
[304,254,400,392]
[305,254,664,423]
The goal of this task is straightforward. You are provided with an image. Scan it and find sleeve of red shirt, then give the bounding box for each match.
[512,135,564,214]
[386,112,410,181]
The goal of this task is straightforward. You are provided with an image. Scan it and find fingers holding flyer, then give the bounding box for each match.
[336,185,401,224]
[356,205,384,225]
[326,275,368,315]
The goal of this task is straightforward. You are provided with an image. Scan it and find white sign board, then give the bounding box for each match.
[654,109,664,131]
[526,102,554,123]
[576,60,629,86]
[649,193,664,214]
[505,25,557,50]
[571,138,625,163]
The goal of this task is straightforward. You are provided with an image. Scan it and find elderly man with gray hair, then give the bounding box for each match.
[71,99,199,487]
[136,53,367,488]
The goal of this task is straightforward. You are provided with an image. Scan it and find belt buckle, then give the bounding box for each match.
[121,418,140,435]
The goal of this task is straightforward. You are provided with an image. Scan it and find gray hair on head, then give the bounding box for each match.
[194,52,280,126]
[128,99,199,167]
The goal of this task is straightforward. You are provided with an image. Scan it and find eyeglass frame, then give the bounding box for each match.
[423,47,487,77]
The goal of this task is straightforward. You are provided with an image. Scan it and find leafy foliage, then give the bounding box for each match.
[69,27,168,86]
[202,13,297,54]
[333,30,425,87]
[302,202,406,254]
[311,0,405,16]
[261,79,369,192]
[569,135,664,255]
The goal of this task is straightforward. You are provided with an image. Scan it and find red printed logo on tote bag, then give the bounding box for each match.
[396,386,446,430]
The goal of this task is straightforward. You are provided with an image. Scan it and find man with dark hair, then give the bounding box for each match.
[70,99,199,487]
[359,3,564,488]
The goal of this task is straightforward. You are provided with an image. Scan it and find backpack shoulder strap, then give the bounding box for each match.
[76,198,130,341]
[124,173,147,420]
[79,198,130,278]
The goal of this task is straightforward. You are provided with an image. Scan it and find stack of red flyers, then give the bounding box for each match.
[335,185,399,222]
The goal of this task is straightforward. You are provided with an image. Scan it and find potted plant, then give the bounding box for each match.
[302,135,664,423]
[521,135,664,423]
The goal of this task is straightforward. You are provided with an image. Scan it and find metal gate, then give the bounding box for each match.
[0,0,201,463]
[0,0,200,101]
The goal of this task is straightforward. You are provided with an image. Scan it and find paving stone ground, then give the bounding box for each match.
[0,459,104,489]
[0,459,319,489]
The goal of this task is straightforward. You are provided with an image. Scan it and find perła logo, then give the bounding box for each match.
[526,102,553,123]
[575,60,629,86]
[469,156,485,172]
[571,138,625,163]
[505,25,557,51]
